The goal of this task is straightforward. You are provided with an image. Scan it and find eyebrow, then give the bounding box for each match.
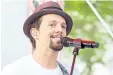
[49,20,57,23]
[49,20,66,25]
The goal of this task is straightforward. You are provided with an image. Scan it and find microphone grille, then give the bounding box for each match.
[61,37,70,47]
[92,42,99,48]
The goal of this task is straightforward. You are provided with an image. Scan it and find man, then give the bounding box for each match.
[1,1,80,75]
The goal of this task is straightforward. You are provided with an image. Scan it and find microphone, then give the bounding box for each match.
[61,37,99,49]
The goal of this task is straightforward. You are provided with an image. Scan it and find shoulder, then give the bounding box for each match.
[59,62,80,75]
[1,54,32,75]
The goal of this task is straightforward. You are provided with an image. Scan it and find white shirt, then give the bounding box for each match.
[1,54,80,75]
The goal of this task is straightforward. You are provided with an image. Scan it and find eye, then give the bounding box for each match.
[49,23,56,27]
[61,25,66,29]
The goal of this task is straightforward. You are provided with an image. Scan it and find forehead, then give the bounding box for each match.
[41,14,66,24]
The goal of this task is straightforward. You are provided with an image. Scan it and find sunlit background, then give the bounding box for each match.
[1,0,113,75]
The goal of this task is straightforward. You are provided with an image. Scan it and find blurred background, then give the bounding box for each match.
[1,0,113,75]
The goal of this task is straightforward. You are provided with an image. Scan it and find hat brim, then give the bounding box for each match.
[23,9,73,38]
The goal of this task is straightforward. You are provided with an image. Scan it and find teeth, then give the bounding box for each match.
[54,38,61,42]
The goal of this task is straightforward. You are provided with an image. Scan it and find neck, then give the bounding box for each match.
[32,47,59,69]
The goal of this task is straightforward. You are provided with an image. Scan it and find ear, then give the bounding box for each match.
[30,28,39,40]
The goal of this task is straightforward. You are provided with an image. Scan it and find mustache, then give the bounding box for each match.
[50,34,63,38]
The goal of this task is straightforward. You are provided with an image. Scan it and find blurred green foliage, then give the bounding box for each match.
[64,1,113,75]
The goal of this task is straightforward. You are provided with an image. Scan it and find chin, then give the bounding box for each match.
[50,44,63,51]
[50,39,63,51]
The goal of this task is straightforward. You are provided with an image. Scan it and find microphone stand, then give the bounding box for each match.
[70,47,80,75]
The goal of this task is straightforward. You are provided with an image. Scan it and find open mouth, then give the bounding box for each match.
[50,35,62,43]
[51,37,61,41]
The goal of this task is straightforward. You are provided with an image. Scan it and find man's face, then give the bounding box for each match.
[38,14,67,51]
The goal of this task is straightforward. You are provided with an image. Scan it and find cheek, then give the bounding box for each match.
[62,30,67,37]
[39,27,55,37]
[63,33,67,37]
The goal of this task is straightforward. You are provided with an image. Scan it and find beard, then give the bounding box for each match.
[49,35,63,51]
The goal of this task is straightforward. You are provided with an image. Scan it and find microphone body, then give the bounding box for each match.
[61,37,99,49]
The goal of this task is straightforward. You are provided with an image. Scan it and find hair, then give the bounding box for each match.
[29,17,43,50]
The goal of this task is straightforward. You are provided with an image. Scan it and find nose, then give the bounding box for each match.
[55,24,63,34]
